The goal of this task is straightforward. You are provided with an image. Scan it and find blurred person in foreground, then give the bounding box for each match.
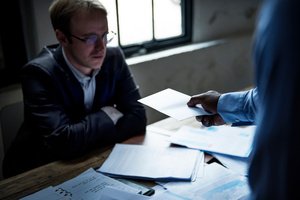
[188,0,300,198]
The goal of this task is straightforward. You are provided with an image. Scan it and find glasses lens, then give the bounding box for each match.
[80,32,116,45]
[85,35,98,45]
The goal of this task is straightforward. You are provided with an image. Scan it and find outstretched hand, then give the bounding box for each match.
[187,90,225,127]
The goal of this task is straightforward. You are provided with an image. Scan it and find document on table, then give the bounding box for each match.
[151,185,190,200]
[20,186,65,200]
[21,168,142,200]
[99,187,151,200]
[170,125,256,157]
[100,186,189,200]
[162,163,250,200]
[212,153,249,176]
[97,143,204,182]
[138,88,212,120]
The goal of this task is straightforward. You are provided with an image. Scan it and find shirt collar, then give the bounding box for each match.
[62,48,100,82]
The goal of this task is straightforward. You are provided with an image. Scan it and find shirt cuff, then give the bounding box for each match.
[101,106,124,125]
[218,92,246,124]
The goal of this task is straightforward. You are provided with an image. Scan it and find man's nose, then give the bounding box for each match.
[95,38,105,50]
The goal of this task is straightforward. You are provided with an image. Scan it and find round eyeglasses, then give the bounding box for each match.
[70,31,116,45]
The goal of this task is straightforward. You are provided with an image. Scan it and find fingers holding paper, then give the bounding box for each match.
[187,90,225,127]
[187,90,220,113]
[196,115,225,127]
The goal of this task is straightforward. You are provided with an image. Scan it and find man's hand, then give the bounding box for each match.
[187,90,225,127]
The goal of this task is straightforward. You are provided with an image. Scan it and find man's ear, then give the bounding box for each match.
[55,29,69,46]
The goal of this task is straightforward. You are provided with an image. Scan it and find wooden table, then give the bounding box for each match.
[0,117,210,200]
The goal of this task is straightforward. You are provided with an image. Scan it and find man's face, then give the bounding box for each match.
[64,10,108,75]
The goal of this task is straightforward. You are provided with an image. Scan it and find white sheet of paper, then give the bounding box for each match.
[170,125,256,157]
[138,88,211,120]
[97,144,204,182]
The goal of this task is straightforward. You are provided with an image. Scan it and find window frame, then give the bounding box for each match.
[116,0,193,57]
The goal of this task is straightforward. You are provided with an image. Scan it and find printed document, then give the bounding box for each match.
[162,163,250,200]
[21,168,141,200]
[170,125,256,157]
[97,143,204,181]
[99,187,151,200]
[138,88,211,120]
[20,186,64,200]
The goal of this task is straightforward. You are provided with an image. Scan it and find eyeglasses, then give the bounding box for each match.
[70,31,116,45]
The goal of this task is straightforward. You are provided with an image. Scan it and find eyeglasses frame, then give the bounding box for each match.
[70,31,116,45]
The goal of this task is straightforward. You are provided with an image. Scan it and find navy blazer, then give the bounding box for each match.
[3,45,146,177]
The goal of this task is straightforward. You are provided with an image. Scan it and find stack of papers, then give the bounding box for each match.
[170,125,256,158]
[138,88,212,120]
[97,144,204,182]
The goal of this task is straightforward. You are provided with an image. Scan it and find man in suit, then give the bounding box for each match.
[3,0,146,178]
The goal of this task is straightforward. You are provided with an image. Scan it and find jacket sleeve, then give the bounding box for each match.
[112,49,147,142]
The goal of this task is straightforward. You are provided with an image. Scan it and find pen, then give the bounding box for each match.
[143,189,155,196]
[231,121,254,127]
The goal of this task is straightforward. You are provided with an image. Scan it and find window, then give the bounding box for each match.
[101,0,192,57]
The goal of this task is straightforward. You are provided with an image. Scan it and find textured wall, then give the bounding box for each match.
[129,34,255,124]
[192,0,260,43]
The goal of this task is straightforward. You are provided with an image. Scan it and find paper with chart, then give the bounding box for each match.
[170,125,256,158]
[162,163,250,200]
[138,88,212,120]
[97,143,204,182]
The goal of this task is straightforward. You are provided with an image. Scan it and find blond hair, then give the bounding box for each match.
[49,0,107,37]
